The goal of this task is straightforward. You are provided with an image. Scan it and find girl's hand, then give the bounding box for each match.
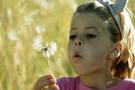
[34,74,60,90]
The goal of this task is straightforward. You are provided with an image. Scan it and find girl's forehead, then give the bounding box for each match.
[70,13,111,37]
[71,13,107,31]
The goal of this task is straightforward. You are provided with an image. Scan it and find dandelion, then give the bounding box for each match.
[40,41,57,74]
[41,43,50,58]
[41,45,52,73]
[33,39,57,74]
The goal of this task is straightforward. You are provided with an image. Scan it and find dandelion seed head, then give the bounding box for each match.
[41,47,48,52]
[41,43,50,58]
[42,51,50,58]
[41,41,57,58]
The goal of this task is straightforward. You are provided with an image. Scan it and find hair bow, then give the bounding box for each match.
[97,0,128,38]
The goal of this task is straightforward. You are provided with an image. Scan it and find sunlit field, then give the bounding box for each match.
[0,0,135,90]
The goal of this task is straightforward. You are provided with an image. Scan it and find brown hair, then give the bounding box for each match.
[74,1,135,78]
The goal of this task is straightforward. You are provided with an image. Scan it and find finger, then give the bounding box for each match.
[51,84,60,90]
[42,86,49,90]
[34,74,56,90]
[48,84,60,90]
[49,79,56,85]
[34,79,55,90]
[38,74,54,82]
[41,84,59,90]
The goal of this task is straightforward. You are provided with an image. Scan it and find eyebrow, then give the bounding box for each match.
[70,27,77,31]
[70,26,98,32]
[85,26,97,30]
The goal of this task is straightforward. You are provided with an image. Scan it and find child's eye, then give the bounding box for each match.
[69,35,77,40]
[86,34,97,39]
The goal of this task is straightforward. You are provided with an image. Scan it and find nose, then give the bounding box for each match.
[74,39,83,47]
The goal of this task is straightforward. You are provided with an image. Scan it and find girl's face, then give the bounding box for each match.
[68,13,114,75]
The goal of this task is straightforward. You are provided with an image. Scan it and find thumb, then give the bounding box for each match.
[48,84,60,90]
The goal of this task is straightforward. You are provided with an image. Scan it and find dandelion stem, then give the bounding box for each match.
[46,58,52,74]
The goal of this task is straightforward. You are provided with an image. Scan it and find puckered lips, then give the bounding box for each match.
[72,52,82,62]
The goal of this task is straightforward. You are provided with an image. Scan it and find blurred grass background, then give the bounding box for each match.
[0,0,134,90]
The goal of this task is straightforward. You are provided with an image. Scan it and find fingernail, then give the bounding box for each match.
[50,73,54,78]
[50,79,55,82]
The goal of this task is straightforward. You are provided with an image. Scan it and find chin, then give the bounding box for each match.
[74,68,92,75]
[74,66,103,76]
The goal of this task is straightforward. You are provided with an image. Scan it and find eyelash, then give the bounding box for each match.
[86,34,97,39]
[69,35,77,40]
[69,34,97,40]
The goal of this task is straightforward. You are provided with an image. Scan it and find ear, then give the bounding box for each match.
[108,42,122,60]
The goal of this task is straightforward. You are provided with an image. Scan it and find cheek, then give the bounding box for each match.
[85,48,106,62]
[82,48,108,71]
[85,41,111,63]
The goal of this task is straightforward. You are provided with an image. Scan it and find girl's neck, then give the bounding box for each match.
[79,70,121,90]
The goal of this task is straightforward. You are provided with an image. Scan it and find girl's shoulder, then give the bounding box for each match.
[123,78,135,89]
[110,78,135,90]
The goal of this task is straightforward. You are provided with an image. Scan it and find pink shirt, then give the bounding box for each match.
[57,76,135,90]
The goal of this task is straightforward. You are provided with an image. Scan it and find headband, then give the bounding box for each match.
[97,0,128,38]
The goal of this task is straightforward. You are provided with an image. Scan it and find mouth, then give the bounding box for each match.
[72,53,82,60]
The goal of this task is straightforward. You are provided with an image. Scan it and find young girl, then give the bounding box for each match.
[34,0,135,90]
